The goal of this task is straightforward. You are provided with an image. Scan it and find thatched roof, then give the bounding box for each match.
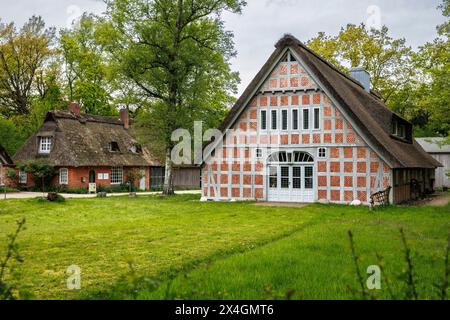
[217,34,441,169]
[0,144,13,165]
[13,111,161,167]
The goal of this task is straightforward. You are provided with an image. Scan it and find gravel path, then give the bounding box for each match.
[423,192,450,207]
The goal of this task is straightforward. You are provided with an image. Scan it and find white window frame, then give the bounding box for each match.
[302,108,310,130]
[391,120,406,139]
[110,166,123,185]
[271,109,278,130]
[292,109,299,130]
[59,168,68,185]
[318,147,327,159]
[313,107,321,130]
[39,137,52,154]
[19,171,27,184]
[260,110,267,131]
[281,109,289,131]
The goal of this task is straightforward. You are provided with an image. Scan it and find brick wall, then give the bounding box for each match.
[12,166,150,191]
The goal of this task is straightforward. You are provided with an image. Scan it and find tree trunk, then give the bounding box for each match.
[163,147,174,195]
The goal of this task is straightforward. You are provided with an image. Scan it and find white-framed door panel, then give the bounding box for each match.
[267,164,315,203]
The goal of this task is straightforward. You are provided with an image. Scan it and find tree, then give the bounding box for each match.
[0,118,27,156]
[19,159,54,194]
[412,0,449,136]
[101,0,244,195]
[59,14,116,115]
[307,24,413,102]
[0,16,55,117]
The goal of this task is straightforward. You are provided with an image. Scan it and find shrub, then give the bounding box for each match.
[18,159,54,192]
[47,192,65,202]
[97,183,138,193]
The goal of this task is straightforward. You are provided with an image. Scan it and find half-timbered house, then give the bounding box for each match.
[201,35,441,204]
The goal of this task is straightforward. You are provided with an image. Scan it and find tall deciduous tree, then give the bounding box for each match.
[413,0,449,136]
[59,14,115,115]
[0,16,55,117]
[307,24,413,103]
[101,0,244,194]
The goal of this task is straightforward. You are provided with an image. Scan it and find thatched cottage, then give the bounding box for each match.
[202,35,441,204]
[12,103,199,191]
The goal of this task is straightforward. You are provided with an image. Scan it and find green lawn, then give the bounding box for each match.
[0,194,449,300]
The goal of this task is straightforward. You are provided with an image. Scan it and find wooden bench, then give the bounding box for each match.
[370,186,391,209]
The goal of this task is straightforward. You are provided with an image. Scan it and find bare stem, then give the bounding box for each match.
[0,218,26,280]
[348,230,367,299]
[441,234,450,300]
[400,228,418,300]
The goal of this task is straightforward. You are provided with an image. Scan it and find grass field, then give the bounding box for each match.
[0,194,449,300]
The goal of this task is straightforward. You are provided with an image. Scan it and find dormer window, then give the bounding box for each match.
[39,137,52,154]
[391,120,406,139]
[129,144,142,154]
[109,141,120,152]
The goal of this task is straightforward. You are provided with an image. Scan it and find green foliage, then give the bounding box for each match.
[406,0,450,136]
[97,183,138,193]
[306,2,449,138]
[0,16,55,117]
[0,218,26,300]
[0,118,27,156]
[18,159,54,191]
[59,14,116,116]
[101,0,245,193]
[307,23,413,101]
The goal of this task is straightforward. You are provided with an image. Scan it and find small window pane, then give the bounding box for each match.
[281,166,289,189]
[39,137,52,153]
[293,166,301,190]
[269,166,277,188]
[19,171,27,184]
[391,121,397,135]
[303,109,309,130]
[305,166,313,189]
[399,125,405,138]
[261,110,267,130]
[111,167,123,184]
[271,110,277,130]
[292,109,298,130]
[318,148,327,158]
[282,110,288,130]
[59,168,68,185]
[314,108,320,129]
[256,148,262,158]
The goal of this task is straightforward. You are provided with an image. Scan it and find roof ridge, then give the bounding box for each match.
[276,34,384,100]
[282,34,411,124]
[49,110,123,125]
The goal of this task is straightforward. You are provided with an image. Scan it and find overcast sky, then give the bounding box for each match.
[0,0,446,95]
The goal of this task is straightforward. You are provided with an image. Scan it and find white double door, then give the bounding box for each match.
[267,165,315,202]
